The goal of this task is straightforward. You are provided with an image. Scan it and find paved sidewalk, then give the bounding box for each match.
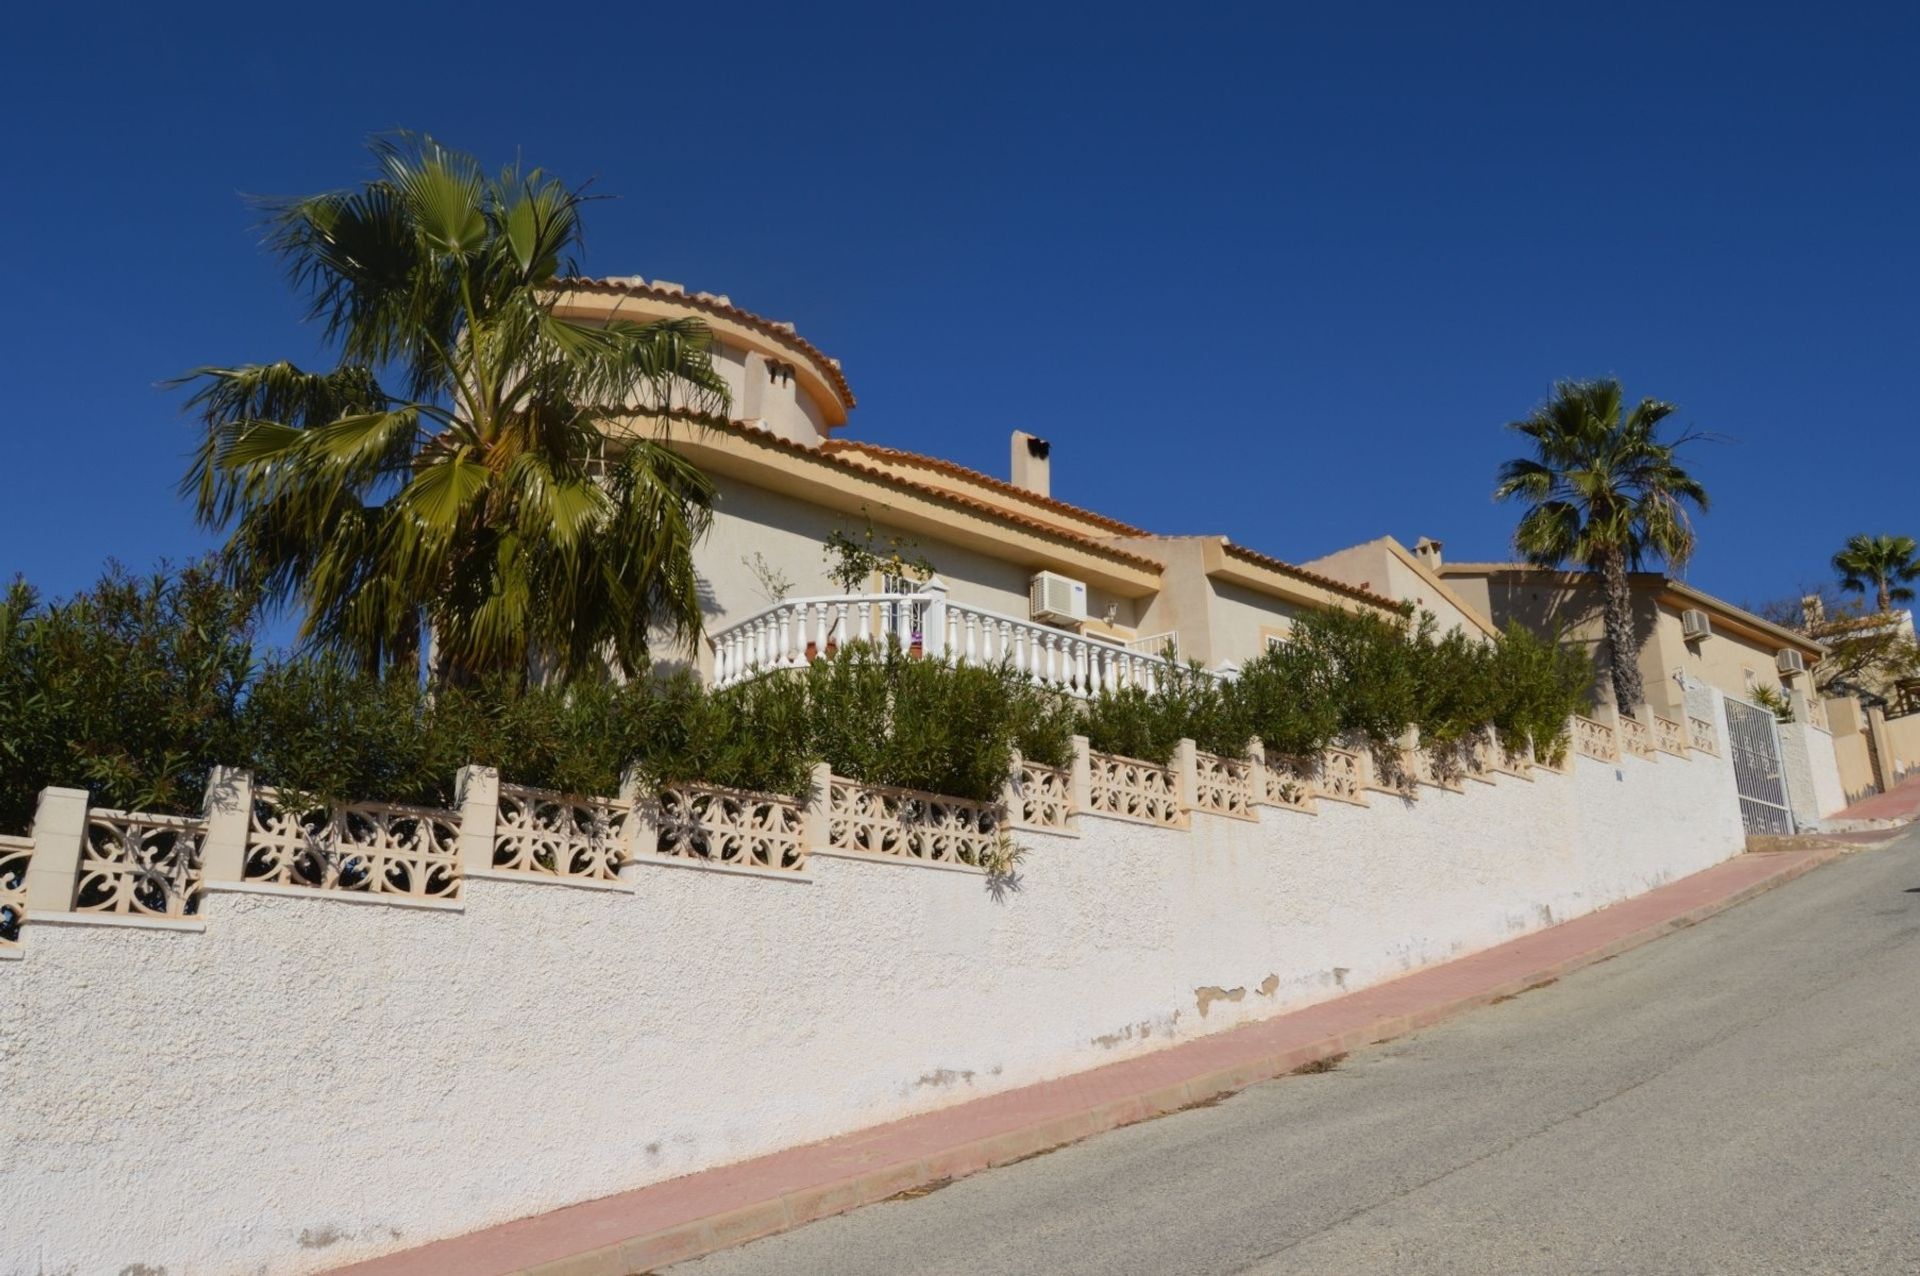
[1828,771,1920,823]
[332,844,1860,1276]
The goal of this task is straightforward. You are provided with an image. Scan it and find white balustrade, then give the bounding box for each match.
[708,589,1200,698]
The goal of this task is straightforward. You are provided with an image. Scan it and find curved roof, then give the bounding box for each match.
[554,276,856,413]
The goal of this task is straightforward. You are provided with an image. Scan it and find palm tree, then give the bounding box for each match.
[1494,379,1709,713]
[1831,533,1919,613]
[183,134,730,682]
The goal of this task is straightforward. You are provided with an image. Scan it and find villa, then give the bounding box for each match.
[554,276,1401,690]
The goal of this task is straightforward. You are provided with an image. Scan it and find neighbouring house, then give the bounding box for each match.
[1435,562,1827,724]
[553,277,1401,689]
[1299,536,1501,641]
[1438,560,1851,823]
[1793,601,1920,800]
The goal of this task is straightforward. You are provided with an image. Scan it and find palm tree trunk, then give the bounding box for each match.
[1598,549,1644,712]
[1877,578,1891,613]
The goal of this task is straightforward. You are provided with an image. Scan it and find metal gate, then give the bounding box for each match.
[1724,696,1794,835]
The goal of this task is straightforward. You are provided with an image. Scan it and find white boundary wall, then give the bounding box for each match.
[1,734,1743,1275]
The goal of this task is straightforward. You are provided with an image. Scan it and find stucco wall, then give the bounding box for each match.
[1,733,1744,1276]
[1887,713,1920,776]
[1803,725,1847,818]
[1459,574,1799,722]
[690,477,1147,672]
[1301,540,1487,639]
[1775,719,1825,824]
[1207,580,1311,667]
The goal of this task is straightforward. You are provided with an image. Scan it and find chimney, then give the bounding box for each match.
[1011,430,1051,498]
[1801,594,1825,629]
[1413,536,1444,569]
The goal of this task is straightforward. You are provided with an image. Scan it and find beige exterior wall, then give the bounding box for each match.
[1302,539,1494,639]
[1115,538,1316,669]
[1207,580,1312,667]
[691,476,1152,674]
[1832,729,1877,803]
[1887,713,1920,778]
[1447,570,1817,720]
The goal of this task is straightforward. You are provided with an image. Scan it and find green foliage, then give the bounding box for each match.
[0,562,1598,828]
[822,513,935,594]
[629,667,816,799]
[1291,607,1420,750]
[1082,662,1249,764]
[1485,623,1592,763]
[1408,624,1501,751]
[241,657,461,807]
[1750,683,1795,724]
[1831,533,1920,612]
[0,563,255,831]
[1083,609,1594,772]
[1229,635,1341,758]
[804,643,1073,798]
[181,133,732,681]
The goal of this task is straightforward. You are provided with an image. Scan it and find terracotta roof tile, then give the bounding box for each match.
[1219,541,1404,610]
[556,277,856,410]
[820,439,1151,537]
[702,420,1165,573]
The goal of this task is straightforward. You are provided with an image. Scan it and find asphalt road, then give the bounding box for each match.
[670,830,1920,1275]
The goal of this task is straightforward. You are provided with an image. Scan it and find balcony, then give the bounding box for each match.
[709,581,1201,696]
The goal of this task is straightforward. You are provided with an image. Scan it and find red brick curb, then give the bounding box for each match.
[331,842,1864,1276]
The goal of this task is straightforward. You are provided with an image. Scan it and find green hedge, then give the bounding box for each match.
[0,565,1591,830]
[1082,608,1591,766]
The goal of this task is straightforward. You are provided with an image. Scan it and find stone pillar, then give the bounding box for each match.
[1866,706,1897,791]
[617,766,656,877]
[1174,738,1198,812]
[1246,736,1268,805]
[454,765,500,876]
[199,766,254,883]
[24,786,89,913]
[802,761,834,850]
[918,575,948,662]
[1001,748,1024,821]
[1069,735,1092,810]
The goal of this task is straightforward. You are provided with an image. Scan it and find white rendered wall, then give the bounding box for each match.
[1801,724,1847,818]
[1,736,1744,1276]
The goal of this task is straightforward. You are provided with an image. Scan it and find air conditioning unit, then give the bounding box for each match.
[1680,609,1712,641]
[1776,648,1807,676]
[1029,571,1088,624]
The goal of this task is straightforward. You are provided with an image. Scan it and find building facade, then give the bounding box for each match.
[555,276,1399,687]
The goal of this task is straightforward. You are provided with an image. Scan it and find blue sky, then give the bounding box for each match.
[3,3,1914,619]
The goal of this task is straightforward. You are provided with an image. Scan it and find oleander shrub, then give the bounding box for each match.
[804,642,1076,800]
[1082,660,1250,764]
[1283,606,1420,753]
[1409,623,1502,752]
[1485,623,1592,764]
[1228,636,1342,758]
[630,666,816,799]
[0,563,255,830]
[241,656,461,807]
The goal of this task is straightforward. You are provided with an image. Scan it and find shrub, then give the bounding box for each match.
[1082,661,1249,764]
[0,563,255,829]
[1485,623,1592,763]
[241,657,460,807]
[1409,624,1501,751]
[805,643,1075,800]
[1229,636,1342,758]
[454,676,648,800]
[1287,606,1419,752]
[631,666,816,798]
